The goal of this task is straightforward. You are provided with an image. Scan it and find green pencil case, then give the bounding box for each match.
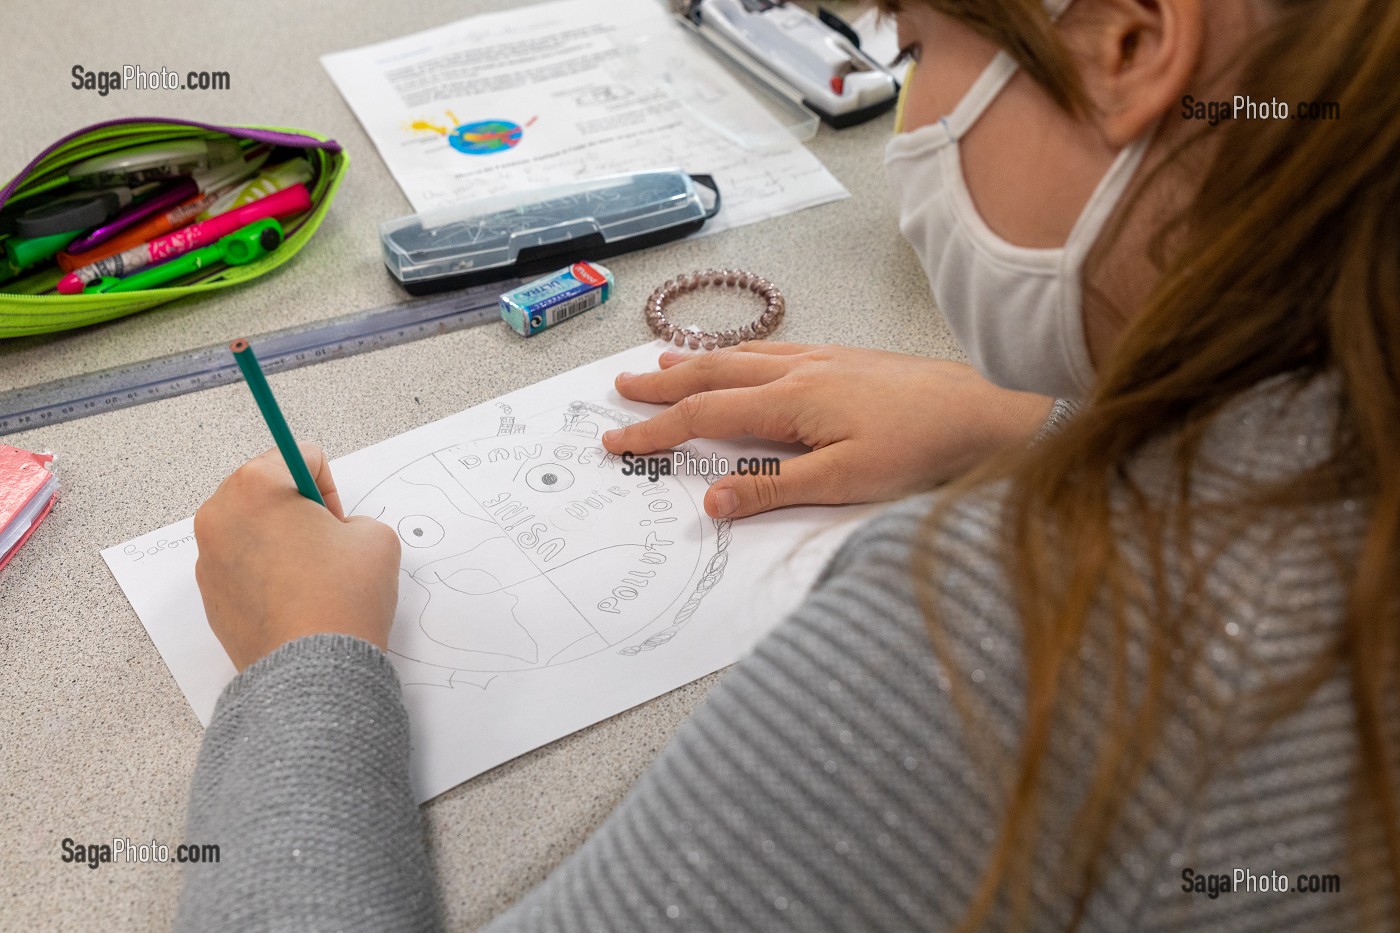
[0,118,348,338]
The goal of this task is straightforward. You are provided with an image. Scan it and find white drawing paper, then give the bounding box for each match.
[103,342,875,802]
[320,0,848,234]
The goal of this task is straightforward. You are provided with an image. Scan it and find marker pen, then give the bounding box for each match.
[60,192,210,269]
[85,219,284,294]
[56,184,310,294]
[6,229,82,274]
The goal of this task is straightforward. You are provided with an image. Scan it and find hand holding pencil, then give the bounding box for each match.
[194,338,401,671]
[192,442,402,671]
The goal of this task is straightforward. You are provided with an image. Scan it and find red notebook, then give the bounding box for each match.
[0,444,58,571]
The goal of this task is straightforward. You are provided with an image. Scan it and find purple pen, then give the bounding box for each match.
[66,177,199,254]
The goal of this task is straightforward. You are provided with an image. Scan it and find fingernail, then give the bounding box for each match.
[660,350,684,363]
[602,429,621,445]
[713,487,738,517]
[617,371,639,381]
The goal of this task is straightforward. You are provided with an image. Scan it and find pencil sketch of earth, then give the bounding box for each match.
[350,402,728,689]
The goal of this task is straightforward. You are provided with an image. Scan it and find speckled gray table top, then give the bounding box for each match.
[0,1,957,928]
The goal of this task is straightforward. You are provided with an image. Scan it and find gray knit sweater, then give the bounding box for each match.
[175,374,1396,931]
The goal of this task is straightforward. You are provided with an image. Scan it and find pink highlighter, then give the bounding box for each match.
[56,184,312,295]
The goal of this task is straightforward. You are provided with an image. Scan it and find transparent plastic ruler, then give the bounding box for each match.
[0,278,521,435]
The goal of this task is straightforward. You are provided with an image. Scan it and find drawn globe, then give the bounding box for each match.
[351,432,705,674]
[448,119,525,155]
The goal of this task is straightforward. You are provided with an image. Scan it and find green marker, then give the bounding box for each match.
[5,229,81,271]
[84,219,283,294]
[229,337,326,507]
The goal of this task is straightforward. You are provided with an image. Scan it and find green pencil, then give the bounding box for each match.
[229,338,326,507]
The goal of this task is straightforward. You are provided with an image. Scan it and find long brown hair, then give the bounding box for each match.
[885,0,1400,927]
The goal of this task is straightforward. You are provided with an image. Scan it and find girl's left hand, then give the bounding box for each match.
[602,343,1052,519]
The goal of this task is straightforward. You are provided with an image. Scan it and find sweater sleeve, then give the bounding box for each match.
[1034,397,1079,442]
[482,493,1042,932]
[175,633,441,933]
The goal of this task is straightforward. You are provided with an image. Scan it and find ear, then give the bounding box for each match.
[1069,0,1203,146]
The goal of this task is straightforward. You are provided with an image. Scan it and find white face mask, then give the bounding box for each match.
[884,49,1154,398]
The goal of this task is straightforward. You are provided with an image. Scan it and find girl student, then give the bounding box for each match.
[180,0,1399,928]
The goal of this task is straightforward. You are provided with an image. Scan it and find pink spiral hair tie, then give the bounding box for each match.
[644,268,785,350]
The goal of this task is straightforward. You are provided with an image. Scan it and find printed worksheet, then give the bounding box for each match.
[104,342,875,802]
[321,0,848,234]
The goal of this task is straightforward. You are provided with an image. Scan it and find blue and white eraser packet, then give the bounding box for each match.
[500,261,613,337]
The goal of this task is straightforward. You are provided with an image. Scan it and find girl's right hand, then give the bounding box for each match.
[194,445,401,671]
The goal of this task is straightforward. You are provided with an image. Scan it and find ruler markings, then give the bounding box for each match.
[0,279,521,435]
